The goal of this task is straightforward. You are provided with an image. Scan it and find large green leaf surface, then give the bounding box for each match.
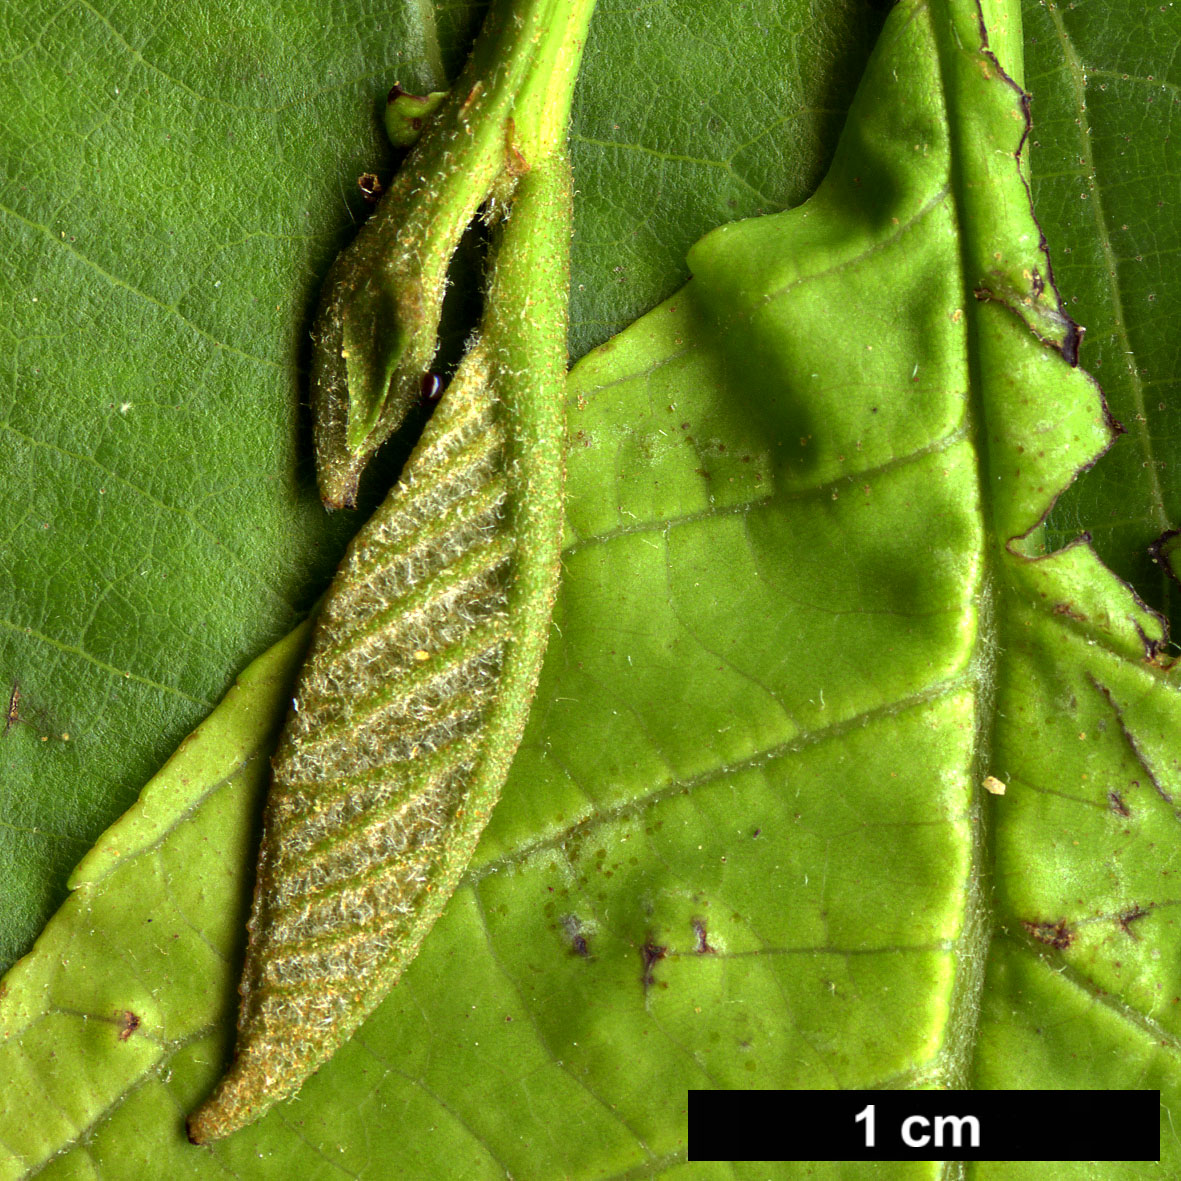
[0,0,463,962]
[0,0,883,972]
[2,2,1180,1181]
[1026,0,1181,623]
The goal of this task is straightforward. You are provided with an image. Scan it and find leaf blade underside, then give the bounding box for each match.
[1,1,1179,1180]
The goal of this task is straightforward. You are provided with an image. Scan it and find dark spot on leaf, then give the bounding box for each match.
[1148,528,1181,589]
[4,682,18,735]
[1022,918,1074,950]
[118,1010,140,1041]
[641,936,667,990]
[1118,905,1149,936]
[1108,790,1131,817]
[562,915,591,958]
[1091,676,1173,802]
[692,918,716,955]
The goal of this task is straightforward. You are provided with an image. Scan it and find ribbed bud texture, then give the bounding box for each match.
[187,344,533,1141]
[188,0,590,1140]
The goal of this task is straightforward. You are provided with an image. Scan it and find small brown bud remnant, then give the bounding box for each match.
[357,173,384,204]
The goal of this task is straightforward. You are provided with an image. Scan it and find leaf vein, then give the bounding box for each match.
[0,616,208,706]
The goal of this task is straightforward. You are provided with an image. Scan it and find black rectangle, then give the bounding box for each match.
[688,1090,1160,1162]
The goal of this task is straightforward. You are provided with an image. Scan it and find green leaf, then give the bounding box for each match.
[3,0,1179,1179]
[1026,0,1181,625]
[0,0,469,966]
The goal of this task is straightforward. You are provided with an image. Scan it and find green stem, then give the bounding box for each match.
[511,0,596,162]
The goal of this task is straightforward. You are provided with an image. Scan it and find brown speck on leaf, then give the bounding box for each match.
[562,915,591,958]
[1118,905,1149,936]
[118,1010,140,1041]
[691,918,716,955]
[641,937,667,990]
[1022,918,1074,950]
[4,682,18,735]
[1108,790,1131,817]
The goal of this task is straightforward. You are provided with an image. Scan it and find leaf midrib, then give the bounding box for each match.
[922,0,999,1124]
